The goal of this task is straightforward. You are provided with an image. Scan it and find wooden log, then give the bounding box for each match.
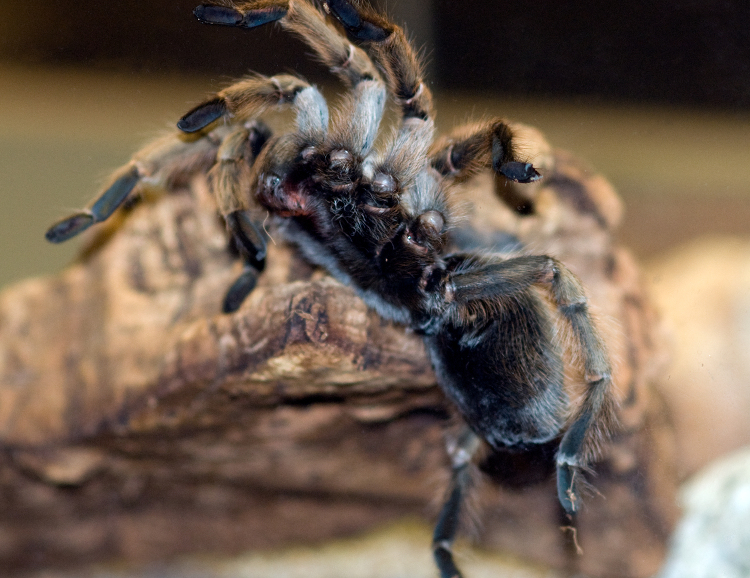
[0,127,675,577]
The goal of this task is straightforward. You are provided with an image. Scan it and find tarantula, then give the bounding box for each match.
[45,1,618,576]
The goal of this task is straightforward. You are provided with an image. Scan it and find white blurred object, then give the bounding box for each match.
[657,447,750,578]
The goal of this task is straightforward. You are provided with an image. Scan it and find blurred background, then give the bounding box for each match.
[1,0,749,288]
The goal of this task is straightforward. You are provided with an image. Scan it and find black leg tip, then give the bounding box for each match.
[45,212,95,243]
[194,4,244,26]
[195,4,287,28]
[499,162,542,183]
[324,0,390,42]
[90,166,140,222]
[222,269,259,313]
[177,97,227,133]
[241,6,288,28]
[324,0,359,27]
[433,543,463,578]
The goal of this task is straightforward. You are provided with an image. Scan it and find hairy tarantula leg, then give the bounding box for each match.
[195,1,381,87]
[550,263,617,514]
[210,121,274,215]
[320,0,438,196]
[324,0,433,120]
[325,79,385,158]
[447,255,617,514]
[370,117,436,200]
[282,0,382,87]
[45,130,227,243]
[178,74,313,134]
[208,121,272,313]
[222,213,267,315]
[431,120,542,184]
[433,429,481,578]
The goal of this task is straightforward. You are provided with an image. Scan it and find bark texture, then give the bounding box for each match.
[0,127,675,577]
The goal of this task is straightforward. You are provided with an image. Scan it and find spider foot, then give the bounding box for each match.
[324,0,392,42]
[223,265,261,313]
[223,212,266,314]
[194,3,287,29]
[490,121,542,183]
[557,462,580,515]
[556,412,591,514]
[498,161,541,183]
[45,212,95,243]
[178,98,227,133]
[45,166,140,243]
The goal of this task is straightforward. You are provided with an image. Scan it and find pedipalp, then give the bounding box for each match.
[431,120,542,184]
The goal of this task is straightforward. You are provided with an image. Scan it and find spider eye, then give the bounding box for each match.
[264,174,281,189]
[403,230,428,254]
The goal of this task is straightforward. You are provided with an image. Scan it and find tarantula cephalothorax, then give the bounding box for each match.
[45,1,618,576]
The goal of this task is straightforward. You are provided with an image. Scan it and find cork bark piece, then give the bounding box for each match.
[0,134,674,577]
